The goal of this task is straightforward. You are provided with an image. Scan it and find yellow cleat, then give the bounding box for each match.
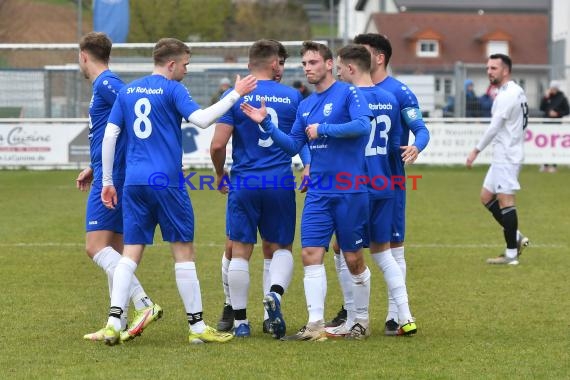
[121,304,163,342]
[188,326,234,344]
[103,325,121,346]
[83,327,106,341]
[397,320,418,336]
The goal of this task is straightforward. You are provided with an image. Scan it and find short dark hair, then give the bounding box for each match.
[336,44,371,72]
[300,41,333,61]
[353,33,392,66]
[153,38,191,66]
[249,39,281,69]
[267,39,289,60]
[79,32,112,64]
[489,53,512,72]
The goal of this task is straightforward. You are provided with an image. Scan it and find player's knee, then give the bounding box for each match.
[344,253,365,274]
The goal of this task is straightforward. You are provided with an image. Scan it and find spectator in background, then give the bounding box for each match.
[479,84,499,117]
[292,80,312,98]
[465,79,481,117]
[211,77,232,105]
[539,80,569,173]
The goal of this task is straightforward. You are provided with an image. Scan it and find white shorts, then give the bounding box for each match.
[483,163,521,195]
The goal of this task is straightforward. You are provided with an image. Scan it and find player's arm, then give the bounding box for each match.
[186,75,257,129]
[240,100,306,156]
[101,122,120,209]
[466,114,505,168]
[400,106,430,164]
[311,115,370,139]
[76,166,93,191]
[210,123,233,194]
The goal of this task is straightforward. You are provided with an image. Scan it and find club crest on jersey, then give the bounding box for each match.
[323,103,333,116]
[406,108,419,120]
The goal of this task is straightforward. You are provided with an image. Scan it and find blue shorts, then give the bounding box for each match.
[301,192,368,252]
[228,188,295,245]
[85,183,123,233]
[391,189,406,243]
[122,185,194,245]
[368,197,394,244]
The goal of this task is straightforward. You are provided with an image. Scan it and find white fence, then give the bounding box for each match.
[1,118,569,169]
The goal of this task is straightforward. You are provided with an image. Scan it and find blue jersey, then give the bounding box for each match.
[288,81,372,193]
[218,80,302,187]
[360,86,402,199]
[108,74,200,187]
[377,77,430,175]
[89,70,125,185]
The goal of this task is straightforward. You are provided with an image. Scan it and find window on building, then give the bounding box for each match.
[444,78,452,96]
[487,40,509,57]
[435,78,441,92]
[417,39,439,57]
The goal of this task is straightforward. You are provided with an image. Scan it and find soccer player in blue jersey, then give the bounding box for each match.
[352,33,430,335]
[76,32,161,343]
[214,40,311,335]
[324,44,416,338]
[210,39,305,339]
[241,41,373,341]
[98,37,257,345]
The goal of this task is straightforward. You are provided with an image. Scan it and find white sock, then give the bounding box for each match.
[175,261,206,334]
[304,264,326,323]
[334,252,354,322]
[221,253,231,305]
[351,266,371,322]
[372,250,412,323]
[107,257,137,330]
[228,258,249,313]
[391,246,406,281]
[93,246,122,299]
[505,248,518,259]
[92,247,152,314]
[269,249,293,291]
[263,258,271,320]
[387,246,406,321]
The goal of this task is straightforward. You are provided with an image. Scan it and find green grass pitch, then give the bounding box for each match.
[0,165,568,379]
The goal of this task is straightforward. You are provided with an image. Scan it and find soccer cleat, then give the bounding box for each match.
[262,319,272,334]
[281,320,327,342]
[189,326,234,344]
[325,306,347,328]
[517,235,530,257]
[121,304,163,341]
[103,325,121,346]
[83,327,105,341]
[345,321,370,340]
[217,303,235,332]
[397,320,417,336]
[234,323,251,337]
[486,256,519,265]
[384,319,399,336]
[325,321,350,338]
[263,292,286,339]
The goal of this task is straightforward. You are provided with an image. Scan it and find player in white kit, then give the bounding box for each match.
[466,53,530,265]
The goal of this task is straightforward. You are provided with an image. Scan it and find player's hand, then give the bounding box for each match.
[234,74,257,97]
[76,167,93,191]
[299,164,310,193]
[400,145,420,165]
[101,185,118,209]
[241,99,267,123]
[216,170,230,195]
[466,148,479,169]
[305,124,319,141]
